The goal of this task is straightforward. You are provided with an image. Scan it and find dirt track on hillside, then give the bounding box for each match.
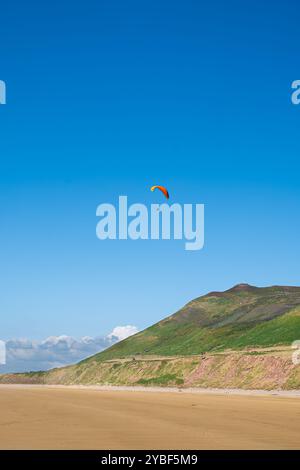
[0,386,299,449]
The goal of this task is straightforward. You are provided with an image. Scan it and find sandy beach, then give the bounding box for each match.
[0,385,299,449]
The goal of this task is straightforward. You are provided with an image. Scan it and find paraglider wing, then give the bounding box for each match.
[150,185,169,199]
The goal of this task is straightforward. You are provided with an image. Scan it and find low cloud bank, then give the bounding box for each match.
[0,325,138,373]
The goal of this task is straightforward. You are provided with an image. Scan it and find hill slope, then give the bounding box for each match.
[1,284,300,389]
[83,283,300,361]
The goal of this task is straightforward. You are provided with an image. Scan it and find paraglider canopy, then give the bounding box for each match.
[150,185,169,199]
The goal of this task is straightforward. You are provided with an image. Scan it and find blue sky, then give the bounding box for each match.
[1,0,300,343]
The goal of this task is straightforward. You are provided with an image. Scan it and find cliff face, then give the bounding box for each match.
[1,349,299,390]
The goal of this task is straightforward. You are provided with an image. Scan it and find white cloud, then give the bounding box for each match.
[107,325,139,341]
[0,325,138,374]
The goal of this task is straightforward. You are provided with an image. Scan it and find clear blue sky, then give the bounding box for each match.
[1,0,300,340]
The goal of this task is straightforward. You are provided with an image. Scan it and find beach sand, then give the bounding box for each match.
[0,385,299,449]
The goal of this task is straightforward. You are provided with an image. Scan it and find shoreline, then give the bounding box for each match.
[1,383,300,397]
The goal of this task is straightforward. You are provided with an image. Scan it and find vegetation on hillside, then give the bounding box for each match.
[1,284,300,390]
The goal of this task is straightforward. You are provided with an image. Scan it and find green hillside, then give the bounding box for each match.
[84,284,300,362]
[1,284,300,390]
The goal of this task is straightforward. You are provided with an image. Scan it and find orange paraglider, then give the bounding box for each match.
[150,185,169,199]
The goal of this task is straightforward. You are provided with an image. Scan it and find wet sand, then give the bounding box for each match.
[0,385,299,449]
